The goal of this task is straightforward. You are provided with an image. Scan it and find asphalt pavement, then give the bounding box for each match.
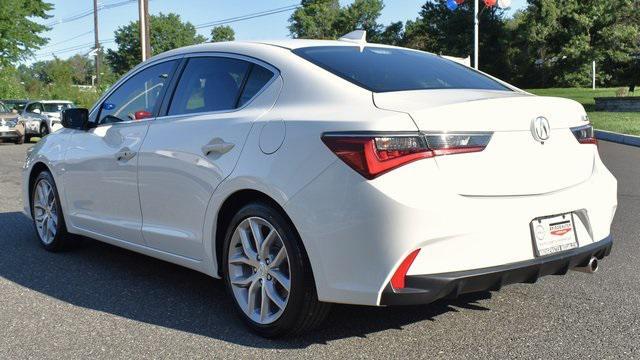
[0,140,638,359]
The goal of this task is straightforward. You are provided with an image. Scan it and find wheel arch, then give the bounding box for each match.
[213,189,311,280]
[28,162,51,217]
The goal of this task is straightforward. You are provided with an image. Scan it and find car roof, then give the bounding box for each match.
[251,39,396,50]
[147,38,408,63]
[39,100,73,104]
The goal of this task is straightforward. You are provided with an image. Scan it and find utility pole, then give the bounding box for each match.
[139,0,151,61]
[93,0,100,88]
[473,0,479,69]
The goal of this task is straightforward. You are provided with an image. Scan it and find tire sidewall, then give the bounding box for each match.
[222,202,311,337]
[31,171,66,251]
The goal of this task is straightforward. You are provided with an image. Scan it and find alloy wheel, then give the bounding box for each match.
[33,179,58,245]
[228,217,291,325]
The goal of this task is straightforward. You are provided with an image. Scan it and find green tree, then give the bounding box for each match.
[107,12,206,75]
[510,0,640,88]
[0,0,53,67]
[404,1,511,79]
[210,25,235,42]
[289,0,384,40]
[0,67,27,99]
[289,0,341,39]
[373,21,404,46]
[67,54,94,85]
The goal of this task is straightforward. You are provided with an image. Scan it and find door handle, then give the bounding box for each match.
[202,139,235,156]
[115,148,137,161]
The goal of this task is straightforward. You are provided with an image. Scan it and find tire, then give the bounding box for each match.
[31,171,70,251]
[40,123,49,137]
[222,202,331,338]
[14,135,24,144]
[25,135,31,143]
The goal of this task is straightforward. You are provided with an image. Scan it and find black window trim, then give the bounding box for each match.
[157,52,280,120]
[88,54,185,126]
[93,59,180,127]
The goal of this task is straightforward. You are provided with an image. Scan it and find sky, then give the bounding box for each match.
[32,0,528,63]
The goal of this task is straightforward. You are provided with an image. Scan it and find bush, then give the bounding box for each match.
[0,67,28,99]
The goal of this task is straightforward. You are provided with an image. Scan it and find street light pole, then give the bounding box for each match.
[474,0,479,69]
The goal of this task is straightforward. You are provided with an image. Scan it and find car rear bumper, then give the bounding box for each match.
[380,235,612,305]
[0,130,19,140]
[286,144,617,306]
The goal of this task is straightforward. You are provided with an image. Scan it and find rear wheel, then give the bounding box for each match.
[40,123,49,137]
[223,202,330,337]
[31,171,69,251]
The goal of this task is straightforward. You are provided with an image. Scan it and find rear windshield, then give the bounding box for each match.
[292,46,510,93]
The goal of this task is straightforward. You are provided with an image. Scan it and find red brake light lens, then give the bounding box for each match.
[571,124,597,145]
[322,132,492,179]
[391,249,421,290]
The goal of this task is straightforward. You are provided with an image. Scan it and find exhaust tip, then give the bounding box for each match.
[572,256,599,274]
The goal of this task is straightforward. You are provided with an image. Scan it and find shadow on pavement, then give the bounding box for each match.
[0,211,491,348]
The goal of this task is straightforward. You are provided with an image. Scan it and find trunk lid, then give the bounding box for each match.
[374,90,594,196]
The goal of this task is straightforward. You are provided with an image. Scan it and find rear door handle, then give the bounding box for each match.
[202,139,234,156]
[115,148,137,162]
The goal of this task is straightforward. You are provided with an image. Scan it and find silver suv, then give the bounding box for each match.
[20,100,75,140]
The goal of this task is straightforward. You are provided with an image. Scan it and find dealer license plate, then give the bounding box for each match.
[530,213,578,257]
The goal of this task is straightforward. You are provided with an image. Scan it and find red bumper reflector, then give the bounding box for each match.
[391,249,421,290]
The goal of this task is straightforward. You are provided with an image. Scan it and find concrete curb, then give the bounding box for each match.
[595,129,640,147]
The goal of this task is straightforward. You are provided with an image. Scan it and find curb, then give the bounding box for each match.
[595,129,640,147]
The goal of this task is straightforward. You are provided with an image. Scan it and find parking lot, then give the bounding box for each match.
[0,140,638,359]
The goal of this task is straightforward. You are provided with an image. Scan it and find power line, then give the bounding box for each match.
[39,31,93,50]
[33,39,115,60]
[33,3,301,61]
[45,0,138,27]
[195,4,300,29]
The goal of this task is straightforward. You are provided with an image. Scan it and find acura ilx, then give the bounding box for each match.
[22,31,617,337]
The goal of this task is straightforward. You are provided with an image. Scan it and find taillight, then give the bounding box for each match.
[322,132,492,179]
[390,249,420,290]
[571,124,597,145]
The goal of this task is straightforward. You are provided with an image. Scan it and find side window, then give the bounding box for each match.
[26,103,39,113]
[98,60,177,125]
[168,57,251,116]
[237,65,274,107]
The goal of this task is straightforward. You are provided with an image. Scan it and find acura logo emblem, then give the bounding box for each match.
[531,116,550,143]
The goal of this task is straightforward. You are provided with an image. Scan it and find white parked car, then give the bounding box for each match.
[20,100,74,140]
[22,32,617,337]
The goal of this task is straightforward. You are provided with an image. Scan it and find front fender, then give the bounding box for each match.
[22,132,72,221]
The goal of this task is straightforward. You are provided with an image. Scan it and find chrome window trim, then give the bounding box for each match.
[90,52,280,127]
[157,52,280,121]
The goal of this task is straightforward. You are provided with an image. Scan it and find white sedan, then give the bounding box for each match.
[22,32,617,337]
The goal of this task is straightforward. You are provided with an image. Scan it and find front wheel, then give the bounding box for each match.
[40,123,49,137]
[223,202,331,337]
[31,171,69,251]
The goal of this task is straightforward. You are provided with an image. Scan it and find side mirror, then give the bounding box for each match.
[32,108,41,114]
[61,108,89,130]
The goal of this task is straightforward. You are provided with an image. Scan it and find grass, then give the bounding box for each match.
[527,88,640,135]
